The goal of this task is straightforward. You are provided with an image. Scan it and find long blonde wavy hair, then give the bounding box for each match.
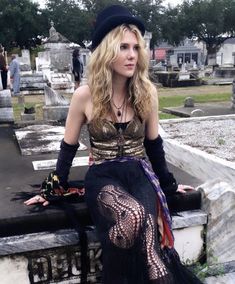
[87,24,157,124]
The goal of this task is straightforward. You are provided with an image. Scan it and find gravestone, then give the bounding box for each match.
[0,89,14,123]
[198,179,235,265]
[184,97,195,107]
[18,49,31,72]
[43,86,70,121]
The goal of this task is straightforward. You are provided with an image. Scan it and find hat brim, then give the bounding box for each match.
[92,15,145,49]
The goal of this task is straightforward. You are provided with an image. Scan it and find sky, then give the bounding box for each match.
[164,0,183,7]
[33,0,183,9]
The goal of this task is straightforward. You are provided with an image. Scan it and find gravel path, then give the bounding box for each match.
[161,117,235,162]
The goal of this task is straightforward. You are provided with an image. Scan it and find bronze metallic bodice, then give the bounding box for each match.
[88,116,145,163]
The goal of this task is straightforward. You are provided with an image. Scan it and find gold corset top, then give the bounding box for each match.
[87,116,145,163]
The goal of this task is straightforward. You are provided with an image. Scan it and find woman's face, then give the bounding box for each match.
[112,29,139,79]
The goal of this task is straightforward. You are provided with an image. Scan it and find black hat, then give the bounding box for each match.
[92,5,145,50]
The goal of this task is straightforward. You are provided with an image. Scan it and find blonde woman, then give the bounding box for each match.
[25,5,202,284]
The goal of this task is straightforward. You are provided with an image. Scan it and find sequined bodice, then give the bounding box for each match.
[88,116,145,163]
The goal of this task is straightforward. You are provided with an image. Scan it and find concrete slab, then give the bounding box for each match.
[204,272,235,284]
[0,124,91,237]
[0,124,202,237]
[163,101,235,117]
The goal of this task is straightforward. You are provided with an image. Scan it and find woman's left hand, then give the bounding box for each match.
[176,184,195,194]
[24,195,49,206]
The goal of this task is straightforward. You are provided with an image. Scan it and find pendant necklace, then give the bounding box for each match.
[112,96,126,118]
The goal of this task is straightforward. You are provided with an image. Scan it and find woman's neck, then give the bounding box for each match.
[112,78,128,100]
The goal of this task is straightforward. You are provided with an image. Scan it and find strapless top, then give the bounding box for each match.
[87,116,145,163]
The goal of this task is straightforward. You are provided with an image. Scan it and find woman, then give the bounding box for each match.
[72,48,83,89]
[25,5,201,284]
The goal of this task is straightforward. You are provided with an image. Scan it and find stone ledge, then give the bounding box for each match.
[0,227,98,256]
[172,209,207,229]
[0,210,207,257]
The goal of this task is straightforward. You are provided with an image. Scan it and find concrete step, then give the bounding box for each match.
[204,272,235,284]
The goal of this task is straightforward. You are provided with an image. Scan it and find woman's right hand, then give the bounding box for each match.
[24,195,50,206]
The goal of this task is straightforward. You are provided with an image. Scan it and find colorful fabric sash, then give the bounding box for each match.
[101,157,174,249]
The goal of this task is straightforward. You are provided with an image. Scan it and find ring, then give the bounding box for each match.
[35,196,40,202]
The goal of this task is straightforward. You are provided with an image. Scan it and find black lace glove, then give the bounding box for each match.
[144,135,178,196]
[40,171,85,202]
[55,139,80,188]
[40,139,85,201]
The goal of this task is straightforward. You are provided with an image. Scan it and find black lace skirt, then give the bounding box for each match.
[84,160,202,284]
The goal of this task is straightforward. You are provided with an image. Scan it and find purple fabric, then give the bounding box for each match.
[101,157,173,239]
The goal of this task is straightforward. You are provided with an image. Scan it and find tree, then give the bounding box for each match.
[160,6,184,46]
[124,0,164,58]
[81,0,122,44]
[0,0,43,49]
[179,0,235,65]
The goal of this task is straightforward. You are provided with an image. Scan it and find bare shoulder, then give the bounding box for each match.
[73,84,91,103]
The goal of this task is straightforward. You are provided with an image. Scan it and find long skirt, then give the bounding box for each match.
[84,159,202,284]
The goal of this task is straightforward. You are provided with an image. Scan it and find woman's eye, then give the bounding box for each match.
[120,44,128,50]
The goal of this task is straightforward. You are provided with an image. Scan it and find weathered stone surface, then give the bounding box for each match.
[0,107,14,122]
[14,124,87,155]
[43,105,69,121]
[172,209,207,229]
[205,272,235,284]
[198,179,235,265]
[20,113,35,121]
[184,96,195,107]
[0,89,12,107]
[161,115,235,185]
[191,108,205,117]
[44,85,69,106]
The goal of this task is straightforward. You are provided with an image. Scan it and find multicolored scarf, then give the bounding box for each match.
[101,157,174,249]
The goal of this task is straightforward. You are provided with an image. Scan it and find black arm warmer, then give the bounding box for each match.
[56,139,80,188]
[144,135,178,196]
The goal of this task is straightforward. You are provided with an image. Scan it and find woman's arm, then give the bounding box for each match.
[145,90,159,140]
[144,92,193,195]
[24,86,90,206]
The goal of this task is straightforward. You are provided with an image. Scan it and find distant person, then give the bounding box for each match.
[72,48,83,89]
[0,46,8,90]
[9,54,20,96]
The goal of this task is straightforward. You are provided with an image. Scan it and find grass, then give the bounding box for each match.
[159,92,230,109]
[159,92,230,119]
[13,101,44,121]
[12,91,231,122]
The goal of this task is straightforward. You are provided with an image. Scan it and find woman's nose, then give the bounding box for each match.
[127,48,136,59]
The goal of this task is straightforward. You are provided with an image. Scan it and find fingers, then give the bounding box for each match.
[43,200,50,206]
[24,195,48,206]
[176,184,195,194]
[78,188,85,196]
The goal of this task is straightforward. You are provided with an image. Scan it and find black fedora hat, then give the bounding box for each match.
[92,5,145,50]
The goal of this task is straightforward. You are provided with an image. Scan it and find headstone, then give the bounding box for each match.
[44,86,69,106]
[0,89,14,123]
[18,49,31,72]
[43,86,70,121]
[198,179,235,265]
[184,97,195,107]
